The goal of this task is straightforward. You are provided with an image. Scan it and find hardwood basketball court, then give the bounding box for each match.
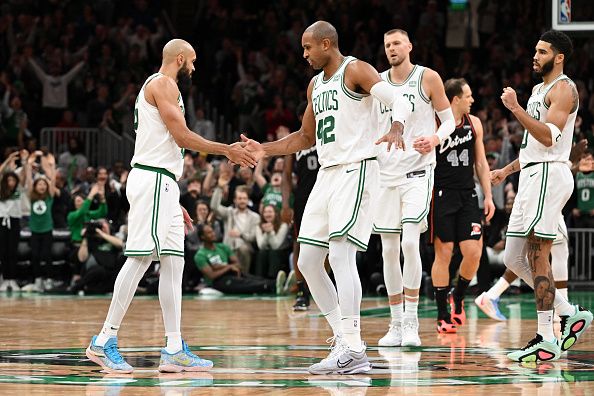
[1,292,593,395]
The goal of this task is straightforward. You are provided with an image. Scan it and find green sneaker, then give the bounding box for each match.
[507,334,560,363]
[559,305,593,351]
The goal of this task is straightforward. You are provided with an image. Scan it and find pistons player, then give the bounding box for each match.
[429,78,495,333]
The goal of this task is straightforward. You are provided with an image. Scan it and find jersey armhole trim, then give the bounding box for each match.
[418,68,430,104]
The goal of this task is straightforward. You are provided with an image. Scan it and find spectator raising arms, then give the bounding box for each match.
[22,151,57,292]
[0,151,27,292]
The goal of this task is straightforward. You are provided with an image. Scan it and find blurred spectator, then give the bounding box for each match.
[67,184,107,244]
[71,218,125,294]
[58,137,88,188]
[573,151,594,228]
[211,181,260,274]
[254,205,290,279]
[180,176,205,216]
[27,54,86,127]
[254,158,284,212]
[194,224,284,295]
[0,151,26,292]
[263,96,293,140]
[191,107,216,142]
[22,151,56,292]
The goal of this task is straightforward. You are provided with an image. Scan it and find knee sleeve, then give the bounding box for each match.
[381,233,403,295]
[503,237,533,288]
[551,240,568,282]
[159,255,185,336]
[329,240,361,317]
[297,244,338,314]
[105,255,152,326]
[401,223,423,290]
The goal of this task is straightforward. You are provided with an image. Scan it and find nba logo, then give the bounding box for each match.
[559,0,571,23]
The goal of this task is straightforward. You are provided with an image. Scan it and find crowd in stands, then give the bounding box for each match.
[1,0,594,295]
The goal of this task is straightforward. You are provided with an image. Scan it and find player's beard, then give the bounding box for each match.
[176,63,192,86]
[534,57,554,79]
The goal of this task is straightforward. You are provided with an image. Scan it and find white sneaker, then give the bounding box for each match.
[378,322,402,347]
[283,270,296,294]
[275,270,287,295]
[308,337,371,375]
[401,317,421,347]
[8,280,20,292]
[0,280,10,292]
[21,282,42,292]
[43,278,54,291]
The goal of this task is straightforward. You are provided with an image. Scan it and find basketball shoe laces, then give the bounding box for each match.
[322,336,348,363]
[521,334,545,350]
[104,342,125,364]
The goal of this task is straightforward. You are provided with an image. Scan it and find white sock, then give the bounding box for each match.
[537,310,555,342]
[323,307,343,337]
[342,315,363,351]
[165,334,183,354]
[557,287,568,301]
[554,290,575,316]
[404,296,419,320]
[486,277,510,300]
[389,301,403,325]
[96,322,119,346]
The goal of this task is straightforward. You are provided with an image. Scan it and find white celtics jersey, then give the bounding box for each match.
[130,73,185,180]
[519,73,577,167]
[374,65,437,186]
[311,56,377,169]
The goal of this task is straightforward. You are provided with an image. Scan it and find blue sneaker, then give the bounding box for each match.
[474,292,507,321]
[158,340,214,373]
[86,336,133,373]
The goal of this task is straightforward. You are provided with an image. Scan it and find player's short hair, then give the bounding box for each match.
[540,30,573,63]
[384,29,409,38]
[444,78,469,102]
[304,21,338,47]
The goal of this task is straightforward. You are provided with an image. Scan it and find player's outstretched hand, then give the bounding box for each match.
[181,205,194,235]
[227,141,258,168]
[375,127,405,151]
[412,135,439,154]
[490,169,506,186]
[240,134,266,162]
[501,87,520,112]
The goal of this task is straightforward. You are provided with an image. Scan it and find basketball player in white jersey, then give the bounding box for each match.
[86,39,256,373]
[372,29,455,347]
[499,30,592,362]
[476,161,574,321]
[242,21,412,374]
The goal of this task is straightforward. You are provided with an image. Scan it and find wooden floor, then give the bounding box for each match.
[1,291,594,395]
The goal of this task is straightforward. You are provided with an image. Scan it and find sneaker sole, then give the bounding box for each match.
[158,363,214,373]
[561,313,593,351]
[378,340,402,347]
[401,340,421,347]
[292,306,309,311]
[507,348,560,363]
[85,347,133,374]
[308,362,371,375]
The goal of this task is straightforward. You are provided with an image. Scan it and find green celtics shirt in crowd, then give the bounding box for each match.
[576,171,594,213]
[194,243,234,286]
[261,183,293,210]
[29,197,54,233]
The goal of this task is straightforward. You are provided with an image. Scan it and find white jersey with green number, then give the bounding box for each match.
[374,65,437,186]
[519,74,577,167]
[311,56,377,169]
[130,73,185,180]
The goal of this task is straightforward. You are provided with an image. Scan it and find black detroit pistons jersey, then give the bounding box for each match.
[434,114,476,189]
[294,146,319,201]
